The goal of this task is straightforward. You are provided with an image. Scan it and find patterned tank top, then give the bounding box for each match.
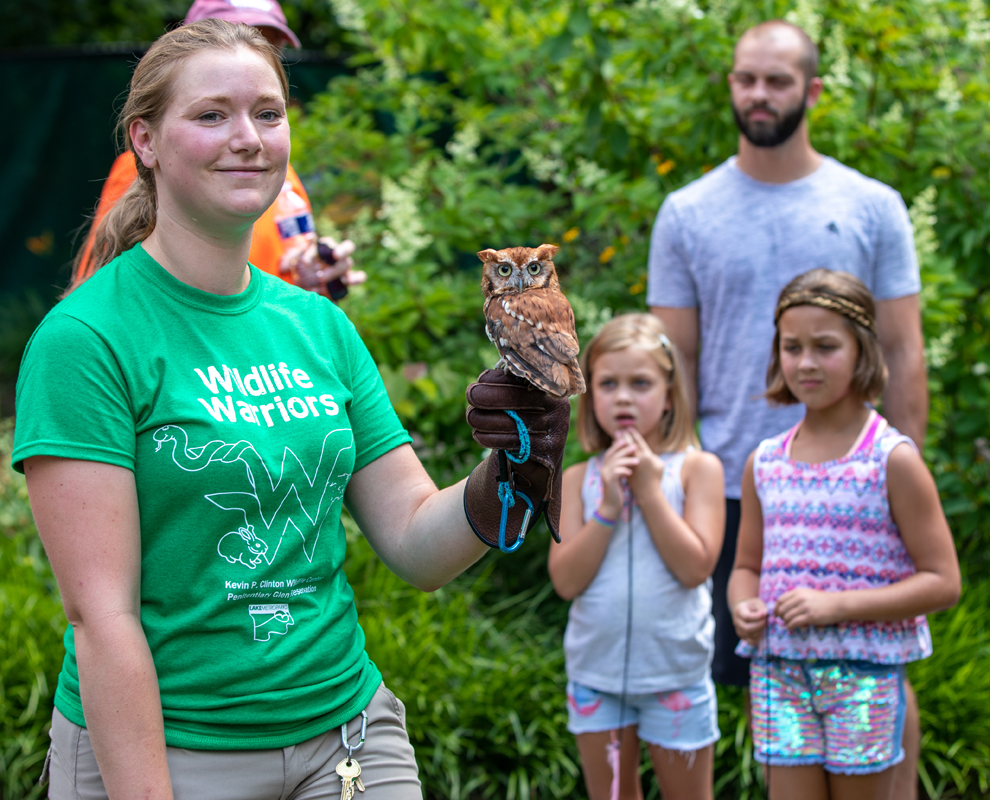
[742,410,932,664]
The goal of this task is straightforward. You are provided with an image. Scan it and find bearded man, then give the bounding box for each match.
[647,20,926,797]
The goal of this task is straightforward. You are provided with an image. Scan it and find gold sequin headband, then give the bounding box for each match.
[774,292,876,334]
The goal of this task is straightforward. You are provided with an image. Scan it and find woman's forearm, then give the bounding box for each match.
[375,476,491,592]
[75,615,173,800]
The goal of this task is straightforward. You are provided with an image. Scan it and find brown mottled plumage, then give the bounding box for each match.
[478,244,586,398]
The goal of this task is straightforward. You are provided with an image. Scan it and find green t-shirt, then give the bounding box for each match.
[13,243,412,749]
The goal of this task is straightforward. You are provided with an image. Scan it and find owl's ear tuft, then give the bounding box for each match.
[535,244,559,261]
[477,249,500,262]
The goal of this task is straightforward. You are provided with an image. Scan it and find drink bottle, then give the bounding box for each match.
[272,181,348,300]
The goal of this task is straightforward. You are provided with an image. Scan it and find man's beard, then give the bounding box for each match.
[731,94,807,148]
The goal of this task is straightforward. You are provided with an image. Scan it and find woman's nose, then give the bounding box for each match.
[229,114,263,152]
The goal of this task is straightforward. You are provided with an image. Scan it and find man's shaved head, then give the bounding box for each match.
[735,20,819,83]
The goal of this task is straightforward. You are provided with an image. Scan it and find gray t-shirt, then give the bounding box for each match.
[647,156,920,498]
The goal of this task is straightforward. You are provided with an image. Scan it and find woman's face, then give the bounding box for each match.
[133,46,289,238]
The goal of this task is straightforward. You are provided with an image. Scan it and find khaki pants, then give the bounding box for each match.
[45,683,422,800]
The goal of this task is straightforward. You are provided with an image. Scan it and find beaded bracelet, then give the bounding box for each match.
[592,509,618,528]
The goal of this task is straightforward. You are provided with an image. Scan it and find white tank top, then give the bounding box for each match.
[563,450,715,693]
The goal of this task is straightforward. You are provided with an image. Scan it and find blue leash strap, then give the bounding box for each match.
[496,410,534,553]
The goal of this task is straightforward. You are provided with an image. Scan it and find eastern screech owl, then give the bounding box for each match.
[478,244,586,398]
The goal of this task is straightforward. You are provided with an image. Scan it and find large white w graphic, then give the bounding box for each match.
[153,425,353,563]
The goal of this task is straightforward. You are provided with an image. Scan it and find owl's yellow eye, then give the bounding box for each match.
[497,263,512,277]
[527,262,541,275]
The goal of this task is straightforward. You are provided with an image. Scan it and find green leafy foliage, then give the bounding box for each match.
[292,0,989,571]
[0,421,64,800]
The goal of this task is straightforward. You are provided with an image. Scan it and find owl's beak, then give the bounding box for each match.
[514,273,526,291]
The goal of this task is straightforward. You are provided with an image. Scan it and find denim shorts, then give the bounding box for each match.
[750,657,906,774]
[565,676,720,752]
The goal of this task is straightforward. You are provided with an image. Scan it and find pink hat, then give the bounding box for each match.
[184,0,301,49]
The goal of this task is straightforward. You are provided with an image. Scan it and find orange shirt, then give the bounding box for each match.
[74,153,312,287]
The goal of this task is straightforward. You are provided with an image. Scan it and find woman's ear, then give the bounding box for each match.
[129,118,158,169]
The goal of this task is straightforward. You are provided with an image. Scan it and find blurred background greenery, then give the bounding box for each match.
[2,0,989,797]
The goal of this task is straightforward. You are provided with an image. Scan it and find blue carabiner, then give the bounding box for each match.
[493,409,534,553]
[497,484,534,553]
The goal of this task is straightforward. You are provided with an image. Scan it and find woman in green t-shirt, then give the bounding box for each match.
[14,19,568,800]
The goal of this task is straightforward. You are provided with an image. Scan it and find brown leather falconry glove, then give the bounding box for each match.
[463,369,571,551]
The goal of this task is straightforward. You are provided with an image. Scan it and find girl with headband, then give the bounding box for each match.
[728,268,960,799]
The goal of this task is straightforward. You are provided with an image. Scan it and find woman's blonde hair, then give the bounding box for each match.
[766,268,888,404]
[577,313,698,453]
[68,19,288,290]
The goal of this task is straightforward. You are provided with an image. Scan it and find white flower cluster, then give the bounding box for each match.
[965,0,990,46]
[378,161,433,264]
[329,0,366,32]
[936,67,962,114]
[575,158,609,189]
[823,24,852,90]
[522,146,568,185]
[880,101,904,125]
[909,185,940,265]
[926,328,956,369]
[633,0,704,19]
[446,123,481,164]
[785,0,822,43]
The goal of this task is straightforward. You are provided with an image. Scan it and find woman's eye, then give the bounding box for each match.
[199,111,222,122]
[633,379,651,388]
[598,379,616,389]
[258,110,282,122]
[497,264,512,277]
[527,262,541,275]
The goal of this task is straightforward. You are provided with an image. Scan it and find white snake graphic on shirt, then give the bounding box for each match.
[152,425,352,565]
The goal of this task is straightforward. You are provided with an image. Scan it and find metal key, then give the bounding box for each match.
[336,757,362,799]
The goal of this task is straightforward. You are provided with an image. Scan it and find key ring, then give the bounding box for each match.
[341,710,368,763]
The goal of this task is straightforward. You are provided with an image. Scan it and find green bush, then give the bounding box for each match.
[292,0,989,561]
[0,421,64,800]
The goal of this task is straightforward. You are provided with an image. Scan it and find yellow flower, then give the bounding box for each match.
[657,159,675,176]
[563,227,580,243]
[630,282,645,295]
[931,166,952,179]
[599,246,616,264]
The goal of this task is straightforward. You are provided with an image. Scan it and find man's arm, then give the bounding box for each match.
[876,294,928,448]
[650,306,699,419]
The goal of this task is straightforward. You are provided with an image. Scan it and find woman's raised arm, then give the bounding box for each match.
[25,457,173,800]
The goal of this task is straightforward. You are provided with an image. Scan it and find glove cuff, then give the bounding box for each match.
[463,453,547,552]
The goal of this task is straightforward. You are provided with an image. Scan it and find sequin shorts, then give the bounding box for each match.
[750,657,906,774]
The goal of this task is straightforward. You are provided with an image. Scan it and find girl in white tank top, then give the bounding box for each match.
[549,314,726,800]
